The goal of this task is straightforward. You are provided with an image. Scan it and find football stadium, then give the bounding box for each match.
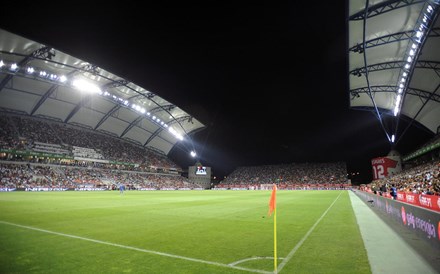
[1,1,440,274]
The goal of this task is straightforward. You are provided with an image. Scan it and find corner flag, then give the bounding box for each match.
[268,184,277,216]
[268,184,277,273]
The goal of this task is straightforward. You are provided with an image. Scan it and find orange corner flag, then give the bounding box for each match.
[268,184,277,217]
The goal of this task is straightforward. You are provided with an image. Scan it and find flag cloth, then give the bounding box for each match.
[268,184,277,217]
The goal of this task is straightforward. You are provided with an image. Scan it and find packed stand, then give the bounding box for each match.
[0,162,202,191]
[0,113,204,191]
[0,114,180,171]
[215,162,349,190]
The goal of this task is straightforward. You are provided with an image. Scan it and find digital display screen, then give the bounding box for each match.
[195,166,207,175]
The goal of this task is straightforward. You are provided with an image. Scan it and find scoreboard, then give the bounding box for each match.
[188,165,211,188]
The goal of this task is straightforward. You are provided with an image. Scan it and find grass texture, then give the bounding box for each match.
[0,190,371,274]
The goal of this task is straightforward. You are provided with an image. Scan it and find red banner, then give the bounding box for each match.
[396,192,440,212]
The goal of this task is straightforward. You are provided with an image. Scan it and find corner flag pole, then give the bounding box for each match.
[268,184,277,273]
[273,206,277,273]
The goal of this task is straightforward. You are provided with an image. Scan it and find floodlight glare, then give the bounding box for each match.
[59,75,67,83]
[72,79,101,94]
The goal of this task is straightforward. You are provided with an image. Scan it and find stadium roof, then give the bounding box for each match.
[348,0,440,145]
[0,28,205,156]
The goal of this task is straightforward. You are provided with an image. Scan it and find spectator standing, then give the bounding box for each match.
[390,184,397,200]
[119,183,125,195]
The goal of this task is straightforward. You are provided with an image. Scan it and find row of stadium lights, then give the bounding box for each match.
[0,60,184,141]
[391,3,437,143]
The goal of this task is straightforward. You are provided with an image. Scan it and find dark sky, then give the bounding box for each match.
[0,2,434,183]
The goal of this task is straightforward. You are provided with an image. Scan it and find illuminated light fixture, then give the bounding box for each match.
[72,79,102,94]
[0,56,187,142]
[391,134,395,143]
[393,105,399,116]
[393,2,439,124]
[190,151,197,157]
[168,127,184,141]
[133,105,145,113]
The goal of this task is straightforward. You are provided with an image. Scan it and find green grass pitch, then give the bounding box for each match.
[0,190,371,273]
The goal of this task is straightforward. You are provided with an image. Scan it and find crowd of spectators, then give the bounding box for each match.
[3,113,438,195]
[215,162,349,190]
[0,113,204,190]
[362,159,440,196]
[0,162,201,191]
[0,114,180,171]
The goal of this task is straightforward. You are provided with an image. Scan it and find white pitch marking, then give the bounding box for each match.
[0,220,272,274]
[229,256,285,266]
[277,191,343,273]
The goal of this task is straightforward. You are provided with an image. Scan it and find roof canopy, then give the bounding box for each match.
[348,0,440,144]
[0,28,205,155]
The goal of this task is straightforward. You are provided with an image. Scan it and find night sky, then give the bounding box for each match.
[0,2,434,183]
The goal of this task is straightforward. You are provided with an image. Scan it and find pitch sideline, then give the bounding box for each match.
[277,191,343,273]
